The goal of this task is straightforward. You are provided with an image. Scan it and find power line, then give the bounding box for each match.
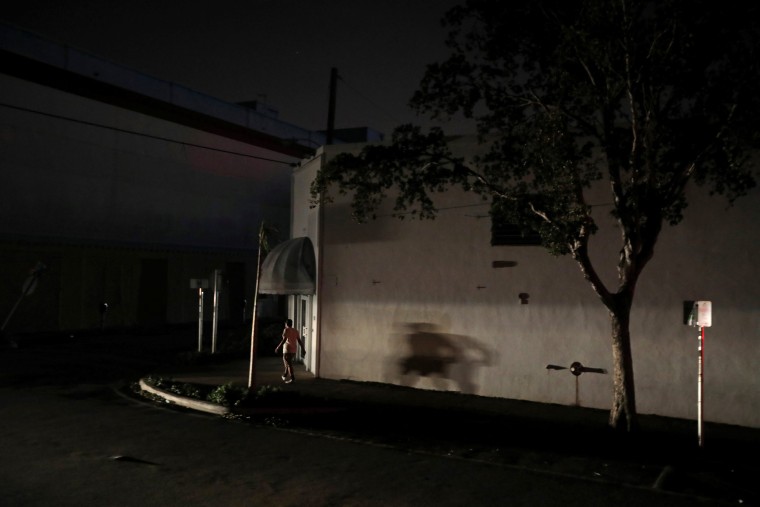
[0,102,297,166]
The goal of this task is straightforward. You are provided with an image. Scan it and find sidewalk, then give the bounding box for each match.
[149,354,760,505]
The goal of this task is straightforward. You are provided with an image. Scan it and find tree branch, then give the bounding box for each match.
[572,224,613,308]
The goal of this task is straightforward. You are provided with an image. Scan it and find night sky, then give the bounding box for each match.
[3,0,469,138]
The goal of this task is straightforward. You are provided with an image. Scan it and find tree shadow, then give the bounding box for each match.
[396,322,492,394]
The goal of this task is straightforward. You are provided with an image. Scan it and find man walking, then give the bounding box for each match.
[275,319,305,383]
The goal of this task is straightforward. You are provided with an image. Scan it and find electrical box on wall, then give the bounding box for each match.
[685,300,712,327]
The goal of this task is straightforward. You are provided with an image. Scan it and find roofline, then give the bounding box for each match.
[1,23,322,159]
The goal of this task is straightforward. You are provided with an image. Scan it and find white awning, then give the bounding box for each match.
[258,237,316,294]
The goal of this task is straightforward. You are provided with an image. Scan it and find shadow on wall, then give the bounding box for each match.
[395,322,492,394]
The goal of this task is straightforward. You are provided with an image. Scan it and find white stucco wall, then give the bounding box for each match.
[298,141,760,429]
[291,154,325,374]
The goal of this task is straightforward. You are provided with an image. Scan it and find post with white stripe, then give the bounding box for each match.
[688,301,712,448]
[190,279,209,352]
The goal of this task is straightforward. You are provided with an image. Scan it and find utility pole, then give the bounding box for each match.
[248,222,269,390]
[326,67,337,145]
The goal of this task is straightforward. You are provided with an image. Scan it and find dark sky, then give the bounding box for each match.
[3,0,469,138]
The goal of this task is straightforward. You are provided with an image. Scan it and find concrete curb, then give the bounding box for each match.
[138,377,347,417]
[138,378,230,416]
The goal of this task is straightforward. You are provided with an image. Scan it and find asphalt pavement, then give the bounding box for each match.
[4,328,758,505]
[146,353,760,506]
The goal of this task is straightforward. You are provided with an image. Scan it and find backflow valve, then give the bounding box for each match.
[546,361,608,406]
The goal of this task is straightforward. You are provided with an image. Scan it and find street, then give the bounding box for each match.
[0,333,744,506]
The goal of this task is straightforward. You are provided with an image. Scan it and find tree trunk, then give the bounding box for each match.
[608,295,639,432]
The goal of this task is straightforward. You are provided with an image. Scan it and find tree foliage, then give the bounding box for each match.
[311,0,759,430]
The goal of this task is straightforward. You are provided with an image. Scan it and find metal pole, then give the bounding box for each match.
[326,67,337,145]
[211,269,220,354]
[1,294,26,332]
[1,263,45,332]
[197,288,204,352]
[248,235,264,389]
[698,326,704,448]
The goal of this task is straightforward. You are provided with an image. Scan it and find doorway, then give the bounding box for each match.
[293,294,311,369]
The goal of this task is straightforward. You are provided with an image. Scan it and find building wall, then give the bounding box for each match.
[1,73,295,333]
[291,153,325,373]
[0,240,254,332]
[298,140,760,429]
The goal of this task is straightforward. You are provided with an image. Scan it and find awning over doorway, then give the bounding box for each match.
[258,237,316,294]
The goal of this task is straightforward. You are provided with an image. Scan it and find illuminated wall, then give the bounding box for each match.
[295,140,760,429]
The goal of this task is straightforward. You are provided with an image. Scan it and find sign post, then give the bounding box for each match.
[197,287,204,353]
[211,269,222,354]
[190,279,209,352]
[688,300,712,448]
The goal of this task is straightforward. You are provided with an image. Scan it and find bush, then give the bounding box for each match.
[252,384,282,400]
[169,382,202,398]
[141,376,303,409]
[206,383,250,407]
[143,376,206,400]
